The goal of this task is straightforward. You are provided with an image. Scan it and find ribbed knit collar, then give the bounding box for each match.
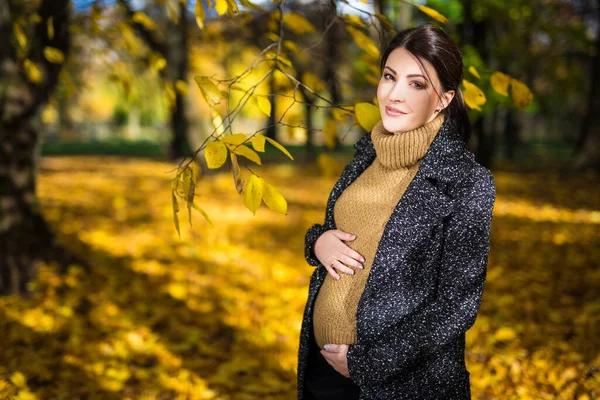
[371,113,445,169]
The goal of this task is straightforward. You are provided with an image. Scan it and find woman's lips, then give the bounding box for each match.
[385,106,407,117]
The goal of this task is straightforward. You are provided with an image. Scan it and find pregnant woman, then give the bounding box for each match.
[297,23,496,399]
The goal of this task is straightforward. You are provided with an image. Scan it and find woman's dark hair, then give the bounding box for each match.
[380,24,471,143]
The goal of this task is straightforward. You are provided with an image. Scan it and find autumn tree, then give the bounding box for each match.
[0,0,85,295]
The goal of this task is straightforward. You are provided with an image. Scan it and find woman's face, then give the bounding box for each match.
[377,47,452,134]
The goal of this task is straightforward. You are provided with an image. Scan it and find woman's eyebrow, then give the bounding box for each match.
[406,74,426,79]
[383,67,426,80]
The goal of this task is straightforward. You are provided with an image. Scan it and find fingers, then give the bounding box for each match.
[333,258,356,276]
[332,230,357,242]
[338,253,364,271]
[323,344,344,352]
[324,264,341,281]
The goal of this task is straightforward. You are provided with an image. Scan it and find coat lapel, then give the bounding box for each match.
[349,117,472,221]
[350,117,474,340]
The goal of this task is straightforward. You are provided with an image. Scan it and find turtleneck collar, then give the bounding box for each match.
[371,113,445,169]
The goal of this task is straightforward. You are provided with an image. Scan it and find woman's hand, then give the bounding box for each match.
[321,344,351,378]
[314,230,365,280]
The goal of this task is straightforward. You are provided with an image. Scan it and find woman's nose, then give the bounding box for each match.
[387,83,405,103]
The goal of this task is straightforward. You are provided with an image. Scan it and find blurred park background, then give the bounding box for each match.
[1,0,599,399]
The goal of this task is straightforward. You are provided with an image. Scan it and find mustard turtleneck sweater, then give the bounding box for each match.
[312,113,446,350]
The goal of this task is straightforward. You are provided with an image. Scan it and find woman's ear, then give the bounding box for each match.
[441,90,455,110]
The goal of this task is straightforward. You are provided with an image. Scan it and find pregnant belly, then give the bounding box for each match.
[312,273,359,349]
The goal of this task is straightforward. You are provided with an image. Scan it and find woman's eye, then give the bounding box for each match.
[411,81,425,89]
[383,73,394,80]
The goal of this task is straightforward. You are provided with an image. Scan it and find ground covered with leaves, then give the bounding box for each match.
[0,156,598,399]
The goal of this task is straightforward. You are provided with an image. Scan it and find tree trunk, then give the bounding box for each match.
[167,2,192,160]
[0,0,85,295]
[503,109,520,160]
[462,0,494,168]
[574,1,600,172]
[324,2,341,150]
[297,67,315,162]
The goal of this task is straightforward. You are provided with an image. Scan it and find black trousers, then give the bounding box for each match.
[304,328,361,400]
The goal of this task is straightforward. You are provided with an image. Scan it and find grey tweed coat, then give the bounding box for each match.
[297,117,496,400]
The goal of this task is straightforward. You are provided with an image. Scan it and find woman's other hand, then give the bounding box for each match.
[321,344,351,378]
[314,230,365,280]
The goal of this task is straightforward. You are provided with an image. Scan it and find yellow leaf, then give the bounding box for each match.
[244,175,263,215]
[215,0,228,15]
[175,79,188,96]
[344,14,367,28]
[324,118,338,150]
[164,81,175,109]
[462,79,486,111]
[415,5,448,23]
[231,144,262,165]
[252,134,266,152]
[262,181,287,214]
[510,78,533,108]
[171,181,181,238]
[184,167,196,227]
[282,12,316,34]
[365,74,379,87]
[194,0,205,29]
[14,24,27,49]
[191,201,212,225]
[256,95,271,117]
[494,327,517,342]
[221,133,248,146]
[194,76,223,106]
[205,141,228,169]
[490,71,511,96]
[132,12,156,30]
[229,152,244,194]
[265,32,279,42]
[210,109,225,135]
[265,136,294,160]
[375,13,395,31]
[302,71,325,92]
[355,102,381,132]
[47,16,54,39]
[29,14,42,24]
[468,66,480,79]
[43,47,64,64]
[10,372,27,388]
[23,59,42,84]
[150,52,167,71]
[346,26,379,59]
[332,107,352,122]
[283,39,302,55]
[265,51,293,67]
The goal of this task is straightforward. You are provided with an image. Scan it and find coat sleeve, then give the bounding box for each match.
[346,167,496,387]
[304,134,372,268]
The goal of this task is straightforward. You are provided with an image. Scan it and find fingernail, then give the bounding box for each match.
[324,344,329,350]
[335,276,340,280]
[349,270,354,275]
[351,234,356,238]
[358,264,364,269]
[360,258,365,263]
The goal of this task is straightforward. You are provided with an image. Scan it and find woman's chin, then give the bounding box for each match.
[381,119,409,134]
